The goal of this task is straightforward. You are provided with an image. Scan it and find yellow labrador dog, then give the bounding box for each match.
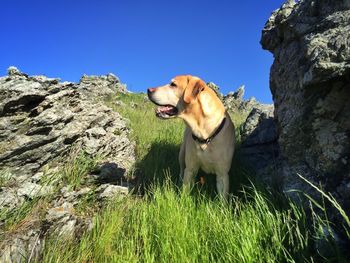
[147,75,235,199]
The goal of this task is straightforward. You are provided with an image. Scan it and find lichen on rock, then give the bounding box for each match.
[261,0,350,223]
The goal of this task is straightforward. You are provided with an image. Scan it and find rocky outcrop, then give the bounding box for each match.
[0,67,135,262]
[261,0,350,213]
[80,73,127,95]
[240,105,280,187]
[223,85,267,114]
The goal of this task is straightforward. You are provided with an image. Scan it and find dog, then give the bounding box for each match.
[147,75,235,199]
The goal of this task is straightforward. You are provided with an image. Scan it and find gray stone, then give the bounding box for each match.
[97,184,128,199]
[46,202,74,221]
[16,182,53,198]
[240,105,280,186]
[207,82,223,99]
[0,67,135,179]
[223,85,273,115]
[79,73,127,94]
[0,229,42,263]
[7,66,27,78]
[261,0,350,228]
[0,67,136,260]
[58,218,77,237]
[232,85,244,101]
[0,188,25,211]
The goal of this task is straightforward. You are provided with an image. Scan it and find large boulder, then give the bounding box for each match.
[261,0,350,212]
[0,67,135,262]
[0,67,133,181]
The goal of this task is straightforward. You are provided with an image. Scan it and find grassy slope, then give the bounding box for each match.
[40,93,346,262]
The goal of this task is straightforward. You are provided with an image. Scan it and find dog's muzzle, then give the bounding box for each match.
[147,88,179,119]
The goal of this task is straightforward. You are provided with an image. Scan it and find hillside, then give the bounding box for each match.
[0,66,347,262]
[1,0,350,261]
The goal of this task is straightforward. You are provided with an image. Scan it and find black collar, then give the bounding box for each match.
[192,117,226,144]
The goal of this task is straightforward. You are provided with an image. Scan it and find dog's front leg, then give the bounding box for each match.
[216,173,229,200]
[178,141,186,182]
[183,167,198,188]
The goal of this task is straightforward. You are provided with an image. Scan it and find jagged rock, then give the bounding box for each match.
[240,105,280,186]
[7,66,28,78]
[0,67,135,262]
[231,85,244,101]
[0,67,134,180]
[261,0,350,224]
[223,85,273,115]
[239,97,258,113]
[223,87,243,111]
[241,105,275,144]
[207,82,223,99]
[80,73,127,95]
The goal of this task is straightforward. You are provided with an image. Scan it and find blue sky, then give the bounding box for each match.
[1,0,285,103]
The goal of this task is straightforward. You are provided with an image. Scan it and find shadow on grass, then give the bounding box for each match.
[134,141,255,199]
[134,142,181,193]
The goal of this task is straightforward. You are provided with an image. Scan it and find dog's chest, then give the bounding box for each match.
[195,144,219,174]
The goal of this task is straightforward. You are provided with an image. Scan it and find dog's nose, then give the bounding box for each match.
[147,87,156,98]
[148,87,156,93]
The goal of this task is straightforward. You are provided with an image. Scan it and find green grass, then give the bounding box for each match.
[37,92,349,262]
[0,168,12,187]
[0,197,43,231]
[41,182,310,263]
[41,150,99,190]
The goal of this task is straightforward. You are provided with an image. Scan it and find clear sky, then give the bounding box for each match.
[1,0,285,103]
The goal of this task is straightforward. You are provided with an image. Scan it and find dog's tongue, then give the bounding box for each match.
[155,105,178,118]
[157,106,173,113]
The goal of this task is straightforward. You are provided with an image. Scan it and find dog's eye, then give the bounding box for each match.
[170,82,177,87]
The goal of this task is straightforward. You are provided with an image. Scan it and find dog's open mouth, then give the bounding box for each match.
[155,105,178,119]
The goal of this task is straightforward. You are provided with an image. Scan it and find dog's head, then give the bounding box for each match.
[147,75,207,119]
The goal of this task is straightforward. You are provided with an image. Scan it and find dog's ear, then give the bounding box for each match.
[184,77,205,104]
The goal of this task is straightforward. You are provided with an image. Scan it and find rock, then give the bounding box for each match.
[240,105,280,186]
[223,85,273,115]
[92,162,126,184]
[80,73,127,95]
[17,182,53,199]
[221,83,278,184]
[7,66,28,78]
[97,184,128,199]
[223,87,243,111]
[0,230,42,263]
[241,105,275,144]
[0,67,134,180]
[58,218,77,237]
[46,202,75,221]
[0,67,136,260]
[261,0,350,229]
[232,85,244,101]
[207,82,223,99]
[0,188,25,212]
